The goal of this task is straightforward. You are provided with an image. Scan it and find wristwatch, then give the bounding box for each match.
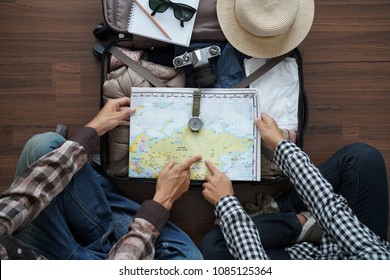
[188,90,202,132]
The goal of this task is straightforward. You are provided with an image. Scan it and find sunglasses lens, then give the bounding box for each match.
[149,0,169,13]
[173,6,196,22]
[149,0,197,25]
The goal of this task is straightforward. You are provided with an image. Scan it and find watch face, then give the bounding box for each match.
[188,117,202,132]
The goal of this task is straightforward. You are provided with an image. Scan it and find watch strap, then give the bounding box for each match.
[192,90,201,117]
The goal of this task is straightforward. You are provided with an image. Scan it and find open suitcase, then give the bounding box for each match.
[92,0,309,189]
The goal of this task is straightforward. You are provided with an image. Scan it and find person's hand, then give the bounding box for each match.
[86,97,135,136]
[154,155,202,211]
[254,112,284,151]
[202,160,234,206]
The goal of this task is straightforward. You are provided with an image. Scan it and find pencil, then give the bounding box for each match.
[133,0,172,40]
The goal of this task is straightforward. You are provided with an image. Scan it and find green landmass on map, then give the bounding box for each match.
[129,124,253,180]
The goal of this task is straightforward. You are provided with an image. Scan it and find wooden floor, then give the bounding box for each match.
[0,0,389,246]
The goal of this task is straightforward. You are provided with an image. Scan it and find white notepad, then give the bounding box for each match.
[127,0,199,47]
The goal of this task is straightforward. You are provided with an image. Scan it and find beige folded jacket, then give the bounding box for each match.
[103,58,185,176]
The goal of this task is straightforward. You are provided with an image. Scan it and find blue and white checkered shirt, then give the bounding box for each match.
[216,195,268,260]
[216,140,390,259]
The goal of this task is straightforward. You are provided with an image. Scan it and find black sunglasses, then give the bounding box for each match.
[149,0,197,27]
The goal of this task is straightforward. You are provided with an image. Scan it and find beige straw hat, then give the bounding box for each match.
[217,0,315,58]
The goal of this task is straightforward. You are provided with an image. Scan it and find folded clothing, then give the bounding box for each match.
[244,57,299,131]
[103,55,185,177]
[109,47,144,72]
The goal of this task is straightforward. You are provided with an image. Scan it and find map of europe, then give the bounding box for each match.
[128,88,260,181]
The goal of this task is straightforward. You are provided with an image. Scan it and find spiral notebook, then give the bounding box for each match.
[127,0,199,47]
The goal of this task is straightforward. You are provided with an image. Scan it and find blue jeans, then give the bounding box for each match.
[201,143,389,259]
[14,132,203,260]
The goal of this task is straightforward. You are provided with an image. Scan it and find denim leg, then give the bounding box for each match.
[15,132,66,177]
[200,226,232,259]
[277,143,389,240]
[154,222,203,260]
[14,184,113,260]
[14,132,122,259]
[97,175,203,260]
[17,165,202,260]
[14,132,202,259]
[201,212,300,260]
[252,213,302,248]
[317,143,388,239]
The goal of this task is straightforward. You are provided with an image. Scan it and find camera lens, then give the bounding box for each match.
[173,57,184,67]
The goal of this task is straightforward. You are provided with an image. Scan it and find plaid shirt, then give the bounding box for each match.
[0,128,168,260]
[278,141,390,259]
[216,196,268,260]
[216,141,390,260]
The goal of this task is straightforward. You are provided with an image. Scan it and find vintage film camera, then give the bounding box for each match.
[173,45,221,87]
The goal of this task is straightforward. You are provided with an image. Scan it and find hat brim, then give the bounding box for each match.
[217,0,315,58]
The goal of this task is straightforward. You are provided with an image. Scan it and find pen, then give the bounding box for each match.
[133,0,172,40]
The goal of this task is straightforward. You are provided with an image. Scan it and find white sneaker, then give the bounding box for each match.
[296,211,323,243]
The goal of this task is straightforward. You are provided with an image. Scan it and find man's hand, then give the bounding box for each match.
[202,160,234,206]
[154,155,202,211]
[86,97,135,136]
[254,112,284,152]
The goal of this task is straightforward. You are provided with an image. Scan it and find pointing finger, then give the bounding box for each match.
[160,159,175,174]
[205,160,219,175]
[180,155,202,169]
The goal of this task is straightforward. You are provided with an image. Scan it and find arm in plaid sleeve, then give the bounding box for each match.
[275,140,390,259]
[0,127,97,236]
[0,127,167,260]
[215,195,269,260]
[107,200,169,260]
